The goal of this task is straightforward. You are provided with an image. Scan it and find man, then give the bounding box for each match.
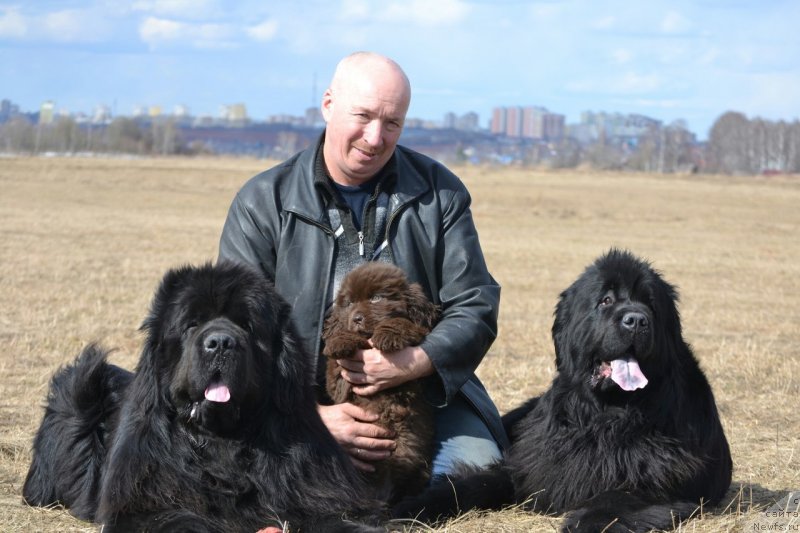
[218,52,508,481]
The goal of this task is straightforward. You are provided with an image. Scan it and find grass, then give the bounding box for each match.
[1,156,798,531]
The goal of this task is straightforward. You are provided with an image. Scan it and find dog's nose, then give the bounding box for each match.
[351,312,364,325]
[621,311,649,332]
[204,332,236,354]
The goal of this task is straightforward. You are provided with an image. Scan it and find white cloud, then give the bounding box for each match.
[139,16,236,49]
[0,6,27,38]
[344,0,470,26]
[661,11,691,34]
[246,19,278,42]
[132,0,220,20]
[591,15,616,30]
[140,17,184,44]
[566,71,663,95]
[617,72,662,93]
[43,9,90,42]
[612,48,633,65]
[341,0,370,20]
[1,7,115,43]
[697,47,720,66]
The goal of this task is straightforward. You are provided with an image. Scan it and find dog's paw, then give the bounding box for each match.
[323,334,368,359]
[370,329,408,353]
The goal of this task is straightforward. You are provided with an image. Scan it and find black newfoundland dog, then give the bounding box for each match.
[23,262,385,532]
[322,262,439,504]
[395,249,732,532]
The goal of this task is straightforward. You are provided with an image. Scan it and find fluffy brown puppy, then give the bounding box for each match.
[323,262,439,504]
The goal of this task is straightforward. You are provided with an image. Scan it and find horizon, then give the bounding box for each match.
[2,1,799,141]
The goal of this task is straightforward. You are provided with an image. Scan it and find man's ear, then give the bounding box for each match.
[320,88,333,122]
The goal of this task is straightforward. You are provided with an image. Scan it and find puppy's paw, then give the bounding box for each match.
[323,334,369,359]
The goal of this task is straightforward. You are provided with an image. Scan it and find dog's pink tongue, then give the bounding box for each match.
[204,383,231,403]
[610,358,648,391]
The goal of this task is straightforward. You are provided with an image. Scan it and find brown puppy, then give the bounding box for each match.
[323,262,439,504]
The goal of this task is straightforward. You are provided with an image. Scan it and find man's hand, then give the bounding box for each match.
[317,403,396,472]
[337,343,434,396]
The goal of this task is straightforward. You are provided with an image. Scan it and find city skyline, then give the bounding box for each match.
[2,1,799,140]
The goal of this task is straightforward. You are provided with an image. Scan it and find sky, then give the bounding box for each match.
[1,0,799,140]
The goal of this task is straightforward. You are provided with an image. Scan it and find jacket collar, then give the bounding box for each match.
[284,132,430,225]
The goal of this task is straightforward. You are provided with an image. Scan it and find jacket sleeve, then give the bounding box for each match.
[217,178,278,282]
[418,185,500,407]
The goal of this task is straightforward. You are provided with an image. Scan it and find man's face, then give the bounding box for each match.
[321,64,410,186]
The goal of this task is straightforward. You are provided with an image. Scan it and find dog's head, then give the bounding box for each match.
[552,249,683,395]
[328,262,437,338]
[137,262,312,436]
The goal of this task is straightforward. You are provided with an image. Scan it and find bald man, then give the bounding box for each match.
[219,52,508,489]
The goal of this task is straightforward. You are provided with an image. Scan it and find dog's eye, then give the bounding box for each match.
[370,294,383,303]
[598,295,614,308]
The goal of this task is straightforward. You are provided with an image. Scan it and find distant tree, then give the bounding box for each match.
[707,111,751,174]
[551,137,582,168]
[0,117,35,152]
[106,117,148,154]
[584,130,621,170]
[788,121,800,172]
[151,119,182,155]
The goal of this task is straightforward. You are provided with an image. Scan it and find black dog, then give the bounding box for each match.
[395,249,732,532]
[23,262,385,532]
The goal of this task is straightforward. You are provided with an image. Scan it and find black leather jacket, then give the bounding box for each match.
[218,139,508,449]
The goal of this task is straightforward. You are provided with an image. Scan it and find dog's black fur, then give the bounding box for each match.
[23,262,385,532]
[394,249,732,532]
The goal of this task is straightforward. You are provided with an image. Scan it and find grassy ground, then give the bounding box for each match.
[1,156,798,532]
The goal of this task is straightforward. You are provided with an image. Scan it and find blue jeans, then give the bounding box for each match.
[430,393,503,477]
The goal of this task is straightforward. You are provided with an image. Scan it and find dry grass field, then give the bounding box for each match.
[1,156,798,532]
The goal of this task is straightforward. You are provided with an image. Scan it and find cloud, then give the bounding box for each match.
[341,0,370,19]
[43,9,93,42]
[132,0,221,20]
[591,15,616,30]
[612,48,633,65]
[393,0,470,25]
[341,0,470,26]
[139,16,237,49]
[660,10,691,34]
[0,6,27,38]
[566,71,664,95]
[140,17,184,43]
[246,19,278,42]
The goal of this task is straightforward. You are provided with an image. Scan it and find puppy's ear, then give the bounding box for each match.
[406,282,439,331]
[321,304,342,341]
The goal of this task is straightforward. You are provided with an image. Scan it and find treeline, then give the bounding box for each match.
[0,116,208,156]
[541,112,800,174]
[705,112,800,174]
[2,111,798,175]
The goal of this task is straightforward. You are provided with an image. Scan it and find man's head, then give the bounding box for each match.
[321,52,411,186]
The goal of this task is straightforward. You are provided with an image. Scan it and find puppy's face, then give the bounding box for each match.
[333,263,412,337]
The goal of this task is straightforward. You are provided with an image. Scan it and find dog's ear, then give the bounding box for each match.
[406,282,439,331]
[552,285,576,373]
[97,341,172,523]
[269,296,316,414]
[321,304,342,341]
